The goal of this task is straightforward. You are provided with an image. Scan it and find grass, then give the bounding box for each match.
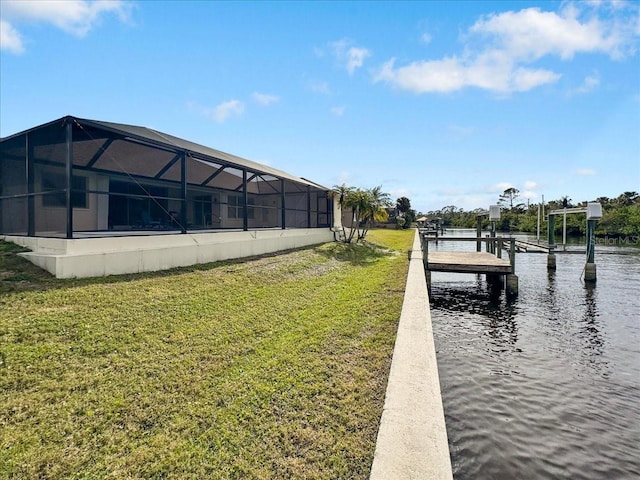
[0,228,414,479]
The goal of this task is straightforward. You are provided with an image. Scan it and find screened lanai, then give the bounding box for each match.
[0,116,333,238]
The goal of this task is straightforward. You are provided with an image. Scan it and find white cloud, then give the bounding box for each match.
[1,0,132,53]
[524,180,538,190]
[375,57,463,93]
[392,187,412,197]
[252,92,279,106]
[0,19,24,54]
[373,2,639,94]
[488,182,516,193]
[188,100,245,123]
[511,66,562,91]
[211,100,245,123]
[571,73,601,94]
[436,194,496,212]
[333,171,352,186]
[346,47,371,75]
[373,56,561,93]
[309,81,331,95]
[330,106,346,117]
[330,39,371,75]
[420,32,432,45]
[437,187,466,196]
[576,168,596,175]
[469,6,628,61]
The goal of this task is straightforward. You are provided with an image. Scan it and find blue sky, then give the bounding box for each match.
[1,0,639,213]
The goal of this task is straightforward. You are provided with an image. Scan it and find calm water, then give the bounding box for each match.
[429,230,640,479]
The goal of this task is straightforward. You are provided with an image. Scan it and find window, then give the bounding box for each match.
[42,173,88,208]
[227,195,241,219]
[227,194,255,219]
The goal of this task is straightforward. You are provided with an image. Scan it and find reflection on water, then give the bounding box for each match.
[431,282,519,352]
[581,284,605,359]
[430,235,640,480]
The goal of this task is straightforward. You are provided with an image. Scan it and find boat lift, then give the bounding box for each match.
[547,203,602,282]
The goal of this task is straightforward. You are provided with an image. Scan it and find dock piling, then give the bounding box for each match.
[506,273,519,297]
[506,238,518,296]
[584,218,597,282]
[584,263,596,282]
[547,215,557,271]
[547,246,557,270]
[421,234,429,271]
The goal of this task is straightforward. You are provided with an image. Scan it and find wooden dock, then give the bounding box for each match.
[506,239,585,254]
[512,239,549,253]
[427,251,512,274]
[420,235,518,296]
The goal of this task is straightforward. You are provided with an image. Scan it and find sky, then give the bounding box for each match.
[1,0,639,213]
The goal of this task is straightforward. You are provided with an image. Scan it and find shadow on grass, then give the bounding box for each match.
[313,241,389,266]
[0,241,56,294]
[0,239,390,296]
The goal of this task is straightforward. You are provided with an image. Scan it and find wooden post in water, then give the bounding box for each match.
[488,236,509,292]
[506,237,519,297]
[476,215,482,252]
[421,234,429,271]
[547,214,556,270]
[536,203,541,243]
[421,235,431,295]
[490,222,496,254]
[486,273,503,289]
[562,209,568,251]
[584,219,597,282]
[509,238,516,270]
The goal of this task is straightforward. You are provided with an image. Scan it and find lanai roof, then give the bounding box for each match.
[2,115,329,190]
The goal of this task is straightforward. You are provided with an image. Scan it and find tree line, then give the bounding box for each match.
[420,190,640,238]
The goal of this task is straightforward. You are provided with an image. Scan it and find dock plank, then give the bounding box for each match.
[513,240,549,253]
[427,252,512,274]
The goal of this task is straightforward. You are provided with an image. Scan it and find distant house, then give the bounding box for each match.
[0,116,340,277]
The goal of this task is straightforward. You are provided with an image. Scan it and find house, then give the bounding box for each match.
[0,116,340,278]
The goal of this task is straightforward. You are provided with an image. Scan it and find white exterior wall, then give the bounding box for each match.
[4,228,335,279]
[333,195,343,229]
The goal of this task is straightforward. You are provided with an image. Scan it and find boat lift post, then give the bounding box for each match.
[547,202,602,281]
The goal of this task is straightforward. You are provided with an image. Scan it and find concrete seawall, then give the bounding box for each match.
[3,229,334,279]
[370,229,453,479]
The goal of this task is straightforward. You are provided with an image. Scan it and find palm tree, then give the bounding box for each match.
[333,184,392,243]
[348,188,370,242]
[396,196,411,215]
[334,184,355,242]
[360,186,391,239]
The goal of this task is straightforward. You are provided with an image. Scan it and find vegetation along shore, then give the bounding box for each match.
[423,190,639,239]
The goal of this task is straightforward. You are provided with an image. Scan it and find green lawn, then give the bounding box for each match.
[0,228,414,479]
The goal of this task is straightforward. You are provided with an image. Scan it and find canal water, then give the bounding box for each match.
[429,230,640,479]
